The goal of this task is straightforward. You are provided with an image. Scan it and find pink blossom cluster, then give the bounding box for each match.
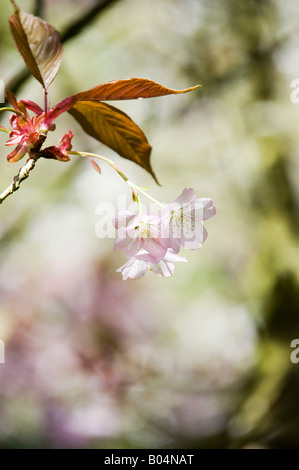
[113,188,216,280]
[4,92,73,162]
[5,100,47,162]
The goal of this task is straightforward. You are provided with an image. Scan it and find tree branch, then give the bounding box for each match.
[33,0,45,18]
[0,158,36,204]
[60,0,120,42]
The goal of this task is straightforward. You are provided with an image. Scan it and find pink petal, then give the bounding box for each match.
[21,100,44,116]
[180,224,208,250]
[134,250,159,263]
[43,96,77,129]
[152,250,187,277]
[5,134,23,146]
[194,198,216,220]
[152,260,175,277]
[175,188,196,205]
[57,130,74,152]
[164,250,187,263]
[117,258,149,280]
[167,235,181,254]
[113,211,135,229]
[114,236,131,251]
[124,239,144,257]
[142,238,167,261]
[7,144,27,162]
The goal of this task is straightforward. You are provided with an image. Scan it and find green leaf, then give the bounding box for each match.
[69,101,159,183]
[74,77,201,101]
[8,1,63,89]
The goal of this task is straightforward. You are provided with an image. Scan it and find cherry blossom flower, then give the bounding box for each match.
[116,249,187,280]
[162,188,216,251]
[162,188,216,252]
[113,211,167,261]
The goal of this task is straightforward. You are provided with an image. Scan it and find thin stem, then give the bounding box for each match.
[136,196,143,214]
[0,158,36,204]
[0,126,10,134]
[44,88,48,113]
[131,185,165,208]
[0,107,22,116]
[68,151,128,182]
[69,150,166,208]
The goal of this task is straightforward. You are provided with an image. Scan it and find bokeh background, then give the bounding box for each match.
[0,0,299,449]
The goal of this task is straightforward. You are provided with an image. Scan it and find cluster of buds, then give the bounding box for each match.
[113,188,216,280]
[3,91,73,163]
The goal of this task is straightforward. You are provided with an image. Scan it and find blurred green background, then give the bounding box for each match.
[0,0,299,449]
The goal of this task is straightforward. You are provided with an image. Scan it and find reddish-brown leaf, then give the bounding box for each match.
[74,78,201,101]
[5,90,19,110]
[8,1,63,89]
[68,101,158,183]
[48,78,201,125]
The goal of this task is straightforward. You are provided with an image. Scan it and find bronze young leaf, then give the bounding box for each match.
[44,78,201,125]
[8,0,63,89]
[74,77,201,101]
[69,101,158,183]
[3,4,201,188]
